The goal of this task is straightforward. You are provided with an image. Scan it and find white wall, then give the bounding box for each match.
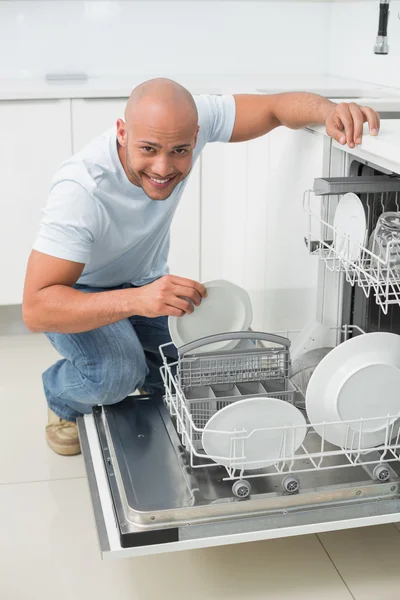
[1,1,398,86]
[328,0,400,88]
[0,1,330,78]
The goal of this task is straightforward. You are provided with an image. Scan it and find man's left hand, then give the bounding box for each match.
[324,102,381,149]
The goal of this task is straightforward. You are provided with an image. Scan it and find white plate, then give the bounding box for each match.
[306,332,400,449]
[202,397,307,470]
[168,279,252,354]
[290,319,332,362]
[333,193,367,262]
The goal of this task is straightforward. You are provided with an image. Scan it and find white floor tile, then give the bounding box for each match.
[0,334,85,484]
[0,478,353,600]
[319,524,400,600]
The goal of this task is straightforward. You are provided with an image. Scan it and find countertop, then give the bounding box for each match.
[1,73,399,170]
[309,119,400,173]
[1,73,400,101]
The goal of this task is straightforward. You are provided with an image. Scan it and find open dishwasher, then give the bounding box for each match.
[77,140,400,560]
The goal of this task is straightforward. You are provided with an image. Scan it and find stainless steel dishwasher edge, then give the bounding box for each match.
[77,131,400,560]
[77,402,400,560]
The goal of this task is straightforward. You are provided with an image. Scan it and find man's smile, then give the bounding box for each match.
[143,173,178,190]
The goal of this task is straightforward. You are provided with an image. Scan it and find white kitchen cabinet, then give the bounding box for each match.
[0,99,72,305]
[71,98,128,152]
[168,159,201,280]
[71,98,200,280]
[263,126,326,333]
[201,128,326,333]
[201,138,268,331]
[200,142,249,281]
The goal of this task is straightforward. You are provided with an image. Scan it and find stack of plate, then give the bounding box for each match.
[306,332,400,449]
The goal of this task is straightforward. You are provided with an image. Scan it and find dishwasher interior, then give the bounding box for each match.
[78,150,400,556]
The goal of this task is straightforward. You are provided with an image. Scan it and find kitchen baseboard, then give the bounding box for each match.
[0,304,30,336]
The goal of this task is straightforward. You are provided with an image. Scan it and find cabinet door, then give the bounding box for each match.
[201,140,265,330]
[263,127,324,333]
[71,98,200,280]
[0,99,72,305]
[200,141,249,282]
[201,129,325,334]
[169,159,201,280]
[71,98,128,152]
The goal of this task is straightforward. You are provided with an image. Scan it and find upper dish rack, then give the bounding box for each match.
[304,176,400,314]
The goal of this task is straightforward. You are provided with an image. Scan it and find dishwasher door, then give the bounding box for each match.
[78,394,400,560]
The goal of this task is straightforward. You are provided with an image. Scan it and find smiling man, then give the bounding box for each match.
[22,78,380,456]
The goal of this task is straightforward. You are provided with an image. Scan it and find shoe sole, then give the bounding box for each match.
[46,436,81,456]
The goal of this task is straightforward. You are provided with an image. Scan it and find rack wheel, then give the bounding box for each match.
[232,480,251,498]
[282,476,300,494]
[373,464,390,482]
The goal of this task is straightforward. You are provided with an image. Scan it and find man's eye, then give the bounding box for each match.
[141,146,155,153]
[174,148,187,155]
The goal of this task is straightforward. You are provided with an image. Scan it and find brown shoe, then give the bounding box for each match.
[45,408,81,456]
[138,388,150,395]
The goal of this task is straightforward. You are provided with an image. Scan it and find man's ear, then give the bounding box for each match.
[116,118,127,147]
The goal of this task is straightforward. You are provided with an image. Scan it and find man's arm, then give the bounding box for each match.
[22,250,137,333]
[22,250,205,334]
[230,92,380,148]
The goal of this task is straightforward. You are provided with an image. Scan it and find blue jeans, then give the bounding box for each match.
[42,283,178,422]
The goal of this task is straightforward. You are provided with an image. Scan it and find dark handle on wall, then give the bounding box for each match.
[378,2,390,37]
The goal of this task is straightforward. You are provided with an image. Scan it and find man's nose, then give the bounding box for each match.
[152,154,174,177]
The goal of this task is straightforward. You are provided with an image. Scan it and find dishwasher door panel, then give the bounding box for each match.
[78,397,400,560]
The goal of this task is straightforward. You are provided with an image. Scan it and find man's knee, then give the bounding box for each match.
[83,350,149,405]
[45,323,150,406]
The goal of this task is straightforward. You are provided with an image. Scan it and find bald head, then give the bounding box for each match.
[125,78,198,130]
[116,78,200,201]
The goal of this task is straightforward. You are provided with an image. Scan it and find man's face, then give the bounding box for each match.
[117,113,199,201]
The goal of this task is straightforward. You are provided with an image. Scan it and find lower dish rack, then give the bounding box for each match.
[160,328,400,499]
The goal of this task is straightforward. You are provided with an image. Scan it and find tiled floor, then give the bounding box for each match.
[2,334,400,600]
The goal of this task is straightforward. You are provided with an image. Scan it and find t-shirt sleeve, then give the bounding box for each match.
[196,94,236,143]
[33,181,99,263]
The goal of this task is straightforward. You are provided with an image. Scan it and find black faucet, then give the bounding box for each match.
[374,0,390,54]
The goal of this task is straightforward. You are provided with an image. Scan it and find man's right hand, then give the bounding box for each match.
[133,275,208,318]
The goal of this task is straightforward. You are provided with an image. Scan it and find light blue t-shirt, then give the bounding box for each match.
[33,94,236,288]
